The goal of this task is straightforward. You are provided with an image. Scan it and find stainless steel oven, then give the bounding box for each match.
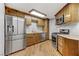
[52,29,69,49]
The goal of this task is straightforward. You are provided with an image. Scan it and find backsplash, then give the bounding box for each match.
[57,22,79,35]
[49,19,79,39]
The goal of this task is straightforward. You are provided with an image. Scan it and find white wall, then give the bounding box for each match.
[0,3,4,55]
[49,19,79,39]
[49,19,58,39]
[57,22,79,35]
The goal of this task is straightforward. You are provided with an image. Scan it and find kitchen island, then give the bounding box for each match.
[57,34,79,56]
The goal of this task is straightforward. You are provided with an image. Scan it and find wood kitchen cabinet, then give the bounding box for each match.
[5,6,25,18]
[44,19,49,32]
[17,12,25,18]
[57,36,64,55]
[55,3,79,25]
[64,4,71,23]
[26,33,41,46]
[64,4,79,24]
[5,7,16,16]
[25,33,48,46]
[57,35,79,56]
[25,16,32,26]
[37,19,45,26]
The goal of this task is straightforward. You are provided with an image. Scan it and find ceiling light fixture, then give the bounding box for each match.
[29,9,47,18]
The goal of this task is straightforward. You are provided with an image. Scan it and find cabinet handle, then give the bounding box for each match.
[12,26,14,32]
[7,25,9,32]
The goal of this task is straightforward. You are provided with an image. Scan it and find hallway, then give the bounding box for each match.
[10,40,61,56]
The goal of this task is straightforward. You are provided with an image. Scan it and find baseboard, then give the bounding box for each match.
[5,48,26,56]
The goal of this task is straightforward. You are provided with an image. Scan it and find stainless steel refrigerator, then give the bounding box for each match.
[4,15,25,55]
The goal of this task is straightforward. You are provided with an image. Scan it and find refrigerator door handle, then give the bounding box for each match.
[7,25,9,32]
[12,25,14,32]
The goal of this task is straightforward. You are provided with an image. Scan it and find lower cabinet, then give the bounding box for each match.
[26,33,40,46]
[25,33,48,46]
[57,36,79,56]
[57,36,64,55]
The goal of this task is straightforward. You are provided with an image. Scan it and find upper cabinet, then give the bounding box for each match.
[64,4,71,23]
[5,6,25,18]
[55,3,79,25]
[37,19,45,26]
[25,16,45,26]
[44,19,48,32]
[25,15,32,26]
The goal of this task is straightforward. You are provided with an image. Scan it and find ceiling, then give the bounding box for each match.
[5,3,67,19]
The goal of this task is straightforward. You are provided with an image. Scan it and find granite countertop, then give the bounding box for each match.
[57,34,79,40]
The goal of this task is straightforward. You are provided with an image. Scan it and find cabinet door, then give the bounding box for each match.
[44,20,48,32]
[64,39,78,56]
[70,4,79,23]
[77,4,79,22]
[26,19,31,25]
[33,34,40,43]
[26,16,32,25]
[58,36,78,56]
[38,19,45,26]
[17,12,24,18]
[26,34,40,46]
[26,34,34,46]
[64,5,71,23]
[5,8,17,16]
[26,37,35,46]
[64,4,79,24]
[57,36,64,55]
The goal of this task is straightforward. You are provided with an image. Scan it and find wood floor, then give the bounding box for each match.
[9,40,61,56]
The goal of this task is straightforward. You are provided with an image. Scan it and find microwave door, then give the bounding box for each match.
[59,15,64,24]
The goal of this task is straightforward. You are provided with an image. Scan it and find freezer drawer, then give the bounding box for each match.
[5,40,12,55]
[11,39,24,53]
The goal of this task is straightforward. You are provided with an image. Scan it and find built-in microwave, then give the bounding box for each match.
[56,15,64,25]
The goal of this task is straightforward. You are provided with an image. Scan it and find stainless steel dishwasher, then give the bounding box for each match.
[40,32,46,41]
